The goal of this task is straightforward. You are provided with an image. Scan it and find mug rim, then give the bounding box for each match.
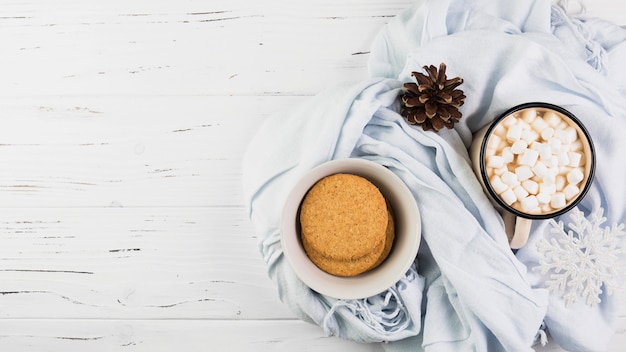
[479,102,596,220]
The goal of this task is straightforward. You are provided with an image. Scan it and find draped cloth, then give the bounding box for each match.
[242,0,626,350]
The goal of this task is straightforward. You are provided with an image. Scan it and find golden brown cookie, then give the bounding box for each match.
[300,173,387,260]
[299,173,392,276]
[301,204,395,276]
[302,237,384,276]
[370,206,395,270]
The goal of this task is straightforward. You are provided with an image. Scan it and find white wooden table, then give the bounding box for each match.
[0,1,624,351]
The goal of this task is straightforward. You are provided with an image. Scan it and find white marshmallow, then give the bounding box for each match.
[540,182,557,195]
[548,166,560,178]
[503,116,518,127]
[487,135,502,150]
[537,143,552,160]
[564,184,581,201]
[501,147,514,163]
[501,171,519,186]
[545,171,557,185]
[500,188,517,205]
[532,161,549,178]
[565,127,578,143]
[555,175,566,191]
[557,151,570,166]
[531,117,549,132]
[530,141,540,150]
[544,111,562,127]
[506,124,523,141]
[550,192,567,209]
[511,140,528,154]
[518,148,539,166]
[487,155,505,169]
[490,175,509,194]
[570,140,583,152]
[559,143,571,153]
[515,165,534,181]
[556,121,569,130]
[522,180,539,195]
[514,185,530,199]
[521,196,539,212]
[521,129,539,143]
[541,127,555,141]
[546,156,559,168]
[537,192,551,205]
[518,121,531,131]
[567,167,585,185]
[522,108,537,122]
[548,137,562,154]
[567,152,582,167]
[494,124,507,138]
[553,128,569,143]
[494,166,508,175]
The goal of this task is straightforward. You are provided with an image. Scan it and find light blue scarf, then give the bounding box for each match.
[242,0,626,350]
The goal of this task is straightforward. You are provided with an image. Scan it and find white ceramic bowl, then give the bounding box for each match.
[280,158,421,299]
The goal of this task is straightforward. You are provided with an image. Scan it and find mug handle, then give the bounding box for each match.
[502,212,532,249]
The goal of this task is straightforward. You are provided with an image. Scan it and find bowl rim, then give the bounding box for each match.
[280,158,421,299]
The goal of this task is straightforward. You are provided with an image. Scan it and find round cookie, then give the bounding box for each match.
[300,173,388,260]
[302,204,395,277]
[302,237,384,277]
[370,206,395,270]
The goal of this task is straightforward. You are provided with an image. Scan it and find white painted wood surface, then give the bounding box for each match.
[0,0,624,350]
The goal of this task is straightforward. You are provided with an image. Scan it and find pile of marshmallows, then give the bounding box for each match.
[484,108,588,214]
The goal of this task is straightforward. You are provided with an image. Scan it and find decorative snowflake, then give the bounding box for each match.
[535,207,626,307]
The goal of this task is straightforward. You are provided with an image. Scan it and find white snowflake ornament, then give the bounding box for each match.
[535,207,626,307]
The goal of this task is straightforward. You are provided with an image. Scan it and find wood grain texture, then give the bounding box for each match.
[0,96,304,207]
[0,319,384,352]
[0,0,405,97]
[0,0,624,351]
[0,207,292,320]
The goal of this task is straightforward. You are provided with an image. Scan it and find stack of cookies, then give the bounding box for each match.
[299,173,395,277]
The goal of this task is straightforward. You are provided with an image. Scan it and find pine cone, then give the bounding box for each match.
[400,63,466,131]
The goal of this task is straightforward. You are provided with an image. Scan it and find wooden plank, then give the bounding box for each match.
[0,95,305,207]
[2,0,621,98]
[0,0,413,97]
[0,318,624,352]
[0,207,292,320]
[0,319,385,352]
